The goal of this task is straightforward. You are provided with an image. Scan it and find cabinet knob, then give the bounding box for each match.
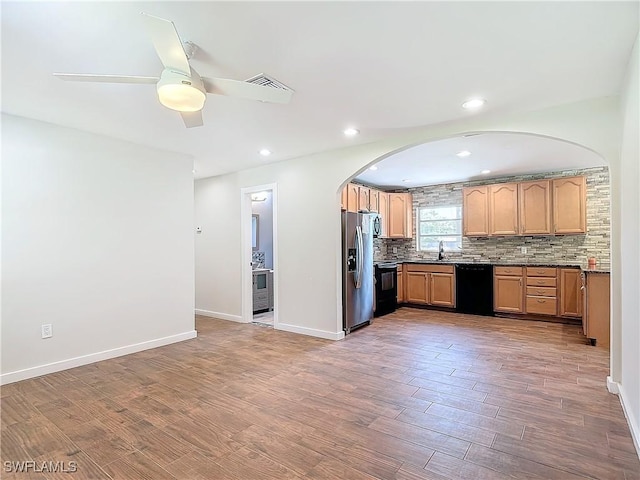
[537,299,546,303]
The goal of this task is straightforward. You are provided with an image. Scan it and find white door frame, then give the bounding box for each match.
[240,183,278,326]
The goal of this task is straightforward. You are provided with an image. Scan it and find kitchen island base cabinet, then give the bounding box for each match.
[583,272,610,347]
[559,268,582,317]
[397,265,404,303]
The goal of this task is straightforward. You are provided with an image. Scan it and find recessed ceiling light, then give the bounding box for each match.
[481,169,491,175]
[402,179,411,183]
[259,149,272,157]
[343,128,359,137]
[192,169,197,174]
[456,150,472,158]
[462,98,486,110]
[369,165,378,171]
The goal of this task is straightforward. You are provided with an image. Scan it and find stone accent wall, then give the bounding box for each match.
[374,167,610,264]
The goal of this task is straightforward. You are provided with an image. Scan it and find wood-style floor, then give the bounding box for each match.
[2,308,639,479]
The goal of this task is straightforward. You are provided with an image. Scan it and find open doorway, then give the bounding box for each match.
[241,184,278,327]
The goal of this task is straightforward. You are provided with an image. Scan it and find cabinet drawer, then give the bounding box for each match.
[525,267,557,277]
[494,266,523,276]
[526,296,557,315]
[526,277,557,287]
[526,286,557,297]
[254,292,268,301]
[406,264,455,274]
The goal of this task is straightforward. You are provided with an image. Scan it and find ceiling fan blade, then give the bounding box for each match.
[54,73,159,84]
[202,77,293,104]
[180,111,203,128]
[141,12,191,74]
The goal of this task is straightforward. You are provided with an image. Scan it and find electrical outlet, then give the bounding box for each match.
[41,324,52,339]
[392,247,398,254]
[521,246,527,254]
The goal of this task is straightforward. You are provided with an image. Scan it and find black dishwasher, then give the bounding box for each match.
[455,264,494,316]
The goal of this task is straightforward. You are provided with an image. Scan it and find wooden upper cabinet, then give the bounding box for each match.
[346,183,359,212]
[340,185,348,210]
[519,180,551,235]
[378,192,389,238]
[369,189,380,213]
[553,176,586,234]
[462,186,489,236]
[358,186,370,211]
[388,192,412,239]
[489,183,518,236]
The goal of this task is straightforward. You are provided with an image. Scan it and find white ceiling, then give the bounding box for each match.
[2,2,638,180]
[354,132,607,188]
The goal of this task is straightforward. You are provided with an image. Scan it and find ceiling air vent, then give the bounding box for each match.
[245,73,294,92]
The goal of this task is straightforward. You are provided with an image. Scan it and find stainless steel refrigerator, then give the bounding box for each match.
[342,211,374,334]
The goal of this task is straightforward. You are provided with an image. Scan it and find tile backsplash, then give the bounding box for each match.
[374,167,610,265]
[252,251,265,268]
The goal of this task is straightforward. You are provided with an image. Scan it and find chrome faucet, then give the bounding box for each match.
[438,240,445,261]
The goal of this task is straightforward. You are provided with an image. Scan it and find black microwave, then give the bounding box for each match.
[371,214,382,238]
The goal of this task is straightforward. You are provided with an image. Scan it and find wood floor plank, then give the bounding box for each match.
[1,309,638,479]
[101,450,175,480]
[425,451,513,479]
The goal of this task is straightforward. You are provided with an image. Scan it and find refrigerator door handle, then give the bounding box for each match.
[355,225,363,289]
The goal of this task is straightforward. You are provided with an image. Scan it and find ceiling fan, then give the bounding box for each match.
[54,12,294,128]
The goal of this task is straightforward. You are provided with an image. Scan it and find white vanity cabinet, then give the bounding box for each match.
[253,269,273,313]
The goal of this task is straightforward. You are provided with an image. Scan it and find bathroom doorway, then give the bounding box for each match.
[241,184,278,327]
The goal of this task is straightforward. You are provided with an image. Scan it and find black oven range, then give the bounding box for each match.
[374,262,398,317]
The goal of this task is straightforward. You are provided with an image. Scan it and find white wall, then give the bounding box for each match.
[252,191,273,269]
[617,32,640,453]
[1,114,196,383]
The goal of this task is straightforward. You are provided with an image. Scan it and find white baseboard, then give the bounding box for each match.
[276,322,345,340]
[607,375,620,394]
[617,383,640,460]
[195,309,245,323]
[0,330,197,386]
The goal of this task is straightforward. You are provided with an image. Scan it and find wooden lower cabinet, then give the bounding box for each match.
[430,273,455,307]
[494,267,524,313]
[559,268,582,317]
[406,272,429,304]
[397,265,404,303]
[583,272,610,347]
[404,264,455,308]
[525,267,558,316]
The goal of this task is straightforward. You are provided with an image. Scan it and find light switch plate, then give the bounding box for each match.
[521,246,527,254]
[41,324,52,339]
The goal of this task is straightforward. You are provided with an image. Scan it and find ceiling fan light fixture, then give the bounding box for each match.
[157,68,206,112]
[462,98,486,110]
